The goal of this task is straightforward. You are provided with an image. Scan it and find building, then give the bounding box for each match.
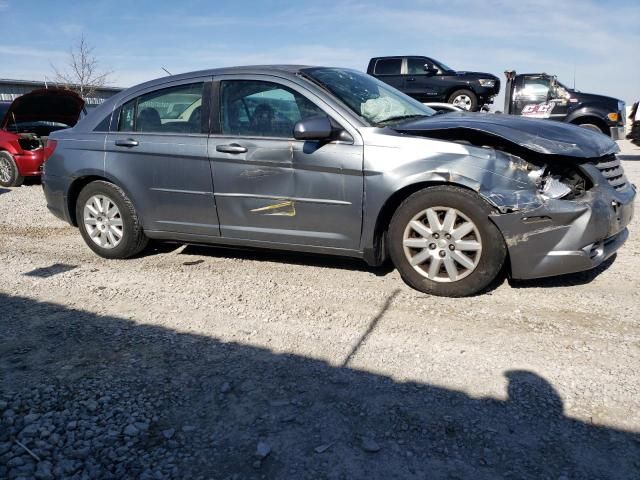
[0,78,122,106]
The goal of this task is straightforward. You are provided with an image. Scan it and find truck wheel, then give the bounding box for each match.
[76,180,148,259]
[576,123,607,135]
[448,89,478,111]
[0,151,25,187]
[388,186,507,297]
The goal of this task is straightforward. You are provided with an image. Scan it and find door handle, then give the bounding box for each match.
[115,138,139,148]
[216,143,248,154]
[406,77,416,82]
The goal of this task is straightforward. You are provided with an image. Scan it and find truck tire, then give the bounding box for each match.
[448,89,478,111]
[76,180,148,259]
[573,119,608,135]
[388,186,507,297]
[0,151,25,187]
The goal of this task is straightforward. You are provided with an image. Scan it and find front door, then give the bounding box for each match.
[512,75,565,121]
[105,79,220,236]
[209,76,363,250]
[403,57,441,102]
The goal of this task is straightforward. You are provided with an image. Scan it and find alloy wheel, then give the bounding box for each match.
[402,207,482,282]
[0,156,12,184]
[83,194,124,249]
[451,94,472,110]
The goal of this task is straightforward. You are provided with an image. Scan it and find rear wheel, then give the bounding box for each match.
[448,89,478,111]
[76,181,148,259]
[388,186,506,297]
[0,151,25,187]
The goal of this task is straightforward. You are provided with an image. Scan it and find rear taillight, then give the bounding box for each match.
[44,139,58,162]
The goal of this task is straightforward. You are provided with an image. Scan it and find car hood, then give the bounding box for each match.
[394,112,617,158]
[454,71,498,80]
[1,88,85,130]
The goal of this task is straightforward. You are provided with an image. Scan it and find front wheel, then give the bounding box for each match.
[576,122,607,135]
[76,181,148,259]
[388,186,507,297]
[0,151,25,187]
[448,89,478,111]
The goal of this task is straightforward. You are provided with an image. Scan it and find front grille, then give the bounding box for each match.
[594,154,628,191]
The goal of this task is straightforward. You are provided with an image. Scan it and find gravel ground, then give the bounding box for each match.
[1,141,639,479]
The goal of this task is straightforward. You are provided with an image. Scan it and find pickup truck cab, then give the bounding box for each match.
[503,71,626,140]
[367,56,500,111]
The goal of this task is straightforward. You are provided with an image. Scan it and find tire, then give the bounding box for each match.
[447,89,478,111]
[76,181,148,259]
[388,186,507,297]
[576,122,608,135]
[0,151,25,187]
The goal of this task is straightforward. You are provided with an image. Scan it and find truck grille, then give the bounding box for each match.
[595,155,627,191]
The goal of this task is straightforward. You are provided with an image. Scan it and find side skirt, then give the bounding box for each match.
[144,230,365,260]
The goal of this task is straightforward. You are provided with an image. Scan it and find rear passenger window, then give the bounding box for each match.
[374,58,401,75]
[117,83,205,134]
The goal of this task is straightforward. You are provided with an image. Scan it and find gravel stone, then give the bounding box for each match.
[0,141,639,478]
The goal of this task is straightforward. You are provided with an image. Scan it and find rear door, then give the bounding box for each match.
[209,75,363,250]
[105,78,220,236]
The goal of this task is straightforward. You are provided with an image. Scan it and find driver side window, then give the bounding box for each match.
[407,58,430,75]
[220,80,326,138]
[519,77,551,101]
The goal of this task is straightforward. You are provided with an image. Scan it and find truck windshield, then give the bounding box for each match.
[302,67,435,126]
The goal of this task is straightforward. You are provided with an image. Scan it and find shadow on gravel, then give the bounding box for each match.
[1,292,639,479]
[0,188,10,196]
[178,243,395,276]
[508,254,616,289]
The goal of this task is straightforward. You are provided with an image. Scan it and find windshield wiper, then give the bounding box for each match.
[376,114,428,125]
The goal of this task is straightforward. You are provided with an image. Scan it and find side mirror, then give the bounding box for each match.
[293,115,332,141]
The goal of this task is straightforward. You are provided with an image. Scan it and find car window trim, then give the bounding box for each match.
[112,76,214,135]
[374,57,403,76]
[213,76,352,142]
[406,57,430,76]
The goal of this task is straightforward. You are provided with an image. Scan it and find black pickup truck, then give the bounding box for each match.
[503,71,626,139]
[367,56,500,111]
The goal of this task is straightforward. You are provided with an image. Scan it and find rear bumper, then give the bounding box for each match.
[14,149,44,176]
[42,173,72,223]
[491,181,635,280]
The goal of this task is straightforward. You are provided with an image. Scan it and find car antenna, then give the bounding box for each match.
[161,67,172,76]
[573,65,576,90]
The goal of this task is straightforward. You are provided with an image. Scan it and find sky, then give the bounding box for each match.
[1,0,638,106]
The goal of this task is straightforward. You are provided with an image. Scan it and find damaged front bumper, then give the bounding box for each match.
[490,177,635,280]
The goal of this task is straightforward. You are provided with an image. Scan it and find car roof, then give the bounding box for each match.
[136,65,313,88]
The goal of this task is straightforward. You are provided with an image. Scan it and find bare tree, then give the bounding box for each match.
[51,34,112,99]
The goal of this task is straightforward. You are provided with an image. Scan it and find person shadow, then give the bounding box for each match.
[1,292,638,479]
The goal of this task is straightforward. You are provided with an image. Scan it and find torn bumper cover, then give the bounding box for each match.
[490,181,635,280]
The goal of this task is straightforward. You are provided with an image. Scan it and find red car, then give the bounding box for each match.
[0,88,84,187]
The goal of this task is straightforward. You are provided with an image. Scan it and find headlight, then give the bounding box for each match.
[478,79,496,87]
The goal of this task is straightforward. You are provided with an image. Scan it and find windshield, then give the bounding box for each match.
[431,58,454,72]
[302,67,435,125]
